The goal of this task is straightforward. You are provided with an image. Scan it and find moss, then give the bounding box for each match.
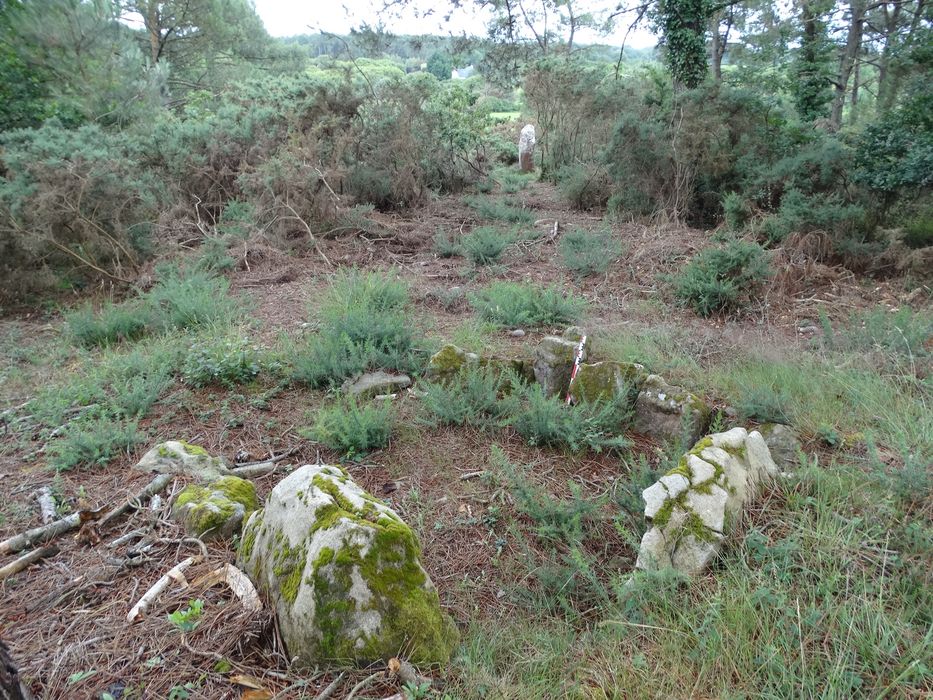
[569,362,644,403]
[428,344,473,379]
[174,476,258,539]
[157,445,172,458]
[179,441,210,456]
[239,517,259,560]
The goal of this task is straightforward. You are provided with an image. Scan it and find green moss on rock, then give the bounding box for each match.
[173,475,259,540]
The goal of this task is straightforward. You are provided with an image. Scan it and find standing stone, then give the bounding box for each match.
[533,335,584,398]
[633,375,710,446]
[518,124,536,172]
[238,465,458,667]
[635,428,780,577]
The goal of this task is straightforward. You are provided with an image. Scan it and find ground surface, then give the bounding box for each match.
[1,181,930,699]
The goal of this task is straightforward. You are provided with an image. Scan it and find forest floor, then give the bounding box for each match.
[1,180,930,699]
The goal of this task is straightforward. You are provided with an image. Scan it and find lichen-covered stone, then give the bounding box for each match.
[758,423,802,471]
[342,372,412,399]
[426,344,479,382]
[568,361,647,405]
[134,440,229,481]
[633,375,711,445]
[479,356,536,384]
[238,465,458,667]
[173,476,259,540]
[635,427,779,577]
[533,336,583,397]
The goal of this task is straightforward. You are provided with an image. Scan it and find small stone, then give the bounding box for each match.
[659,473,689,499]
[642,482,669,519]
[426,344,478,382]
[685,485,728,532]
[568,361,647,404]
[172,476,259,540]
[562,326,586,341]
[687,454,715,484]
[509,329,526,338]
[134,441,229,481]
[758,423,802,471]
[342,371,411,399]
[633,375,711,445]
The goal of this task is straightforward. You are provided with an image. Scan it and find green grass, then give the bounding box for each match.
[463,226,515,266]
[559,228,623,277]
[470,282,587,328]
[465,195,535,224]
[306,396,394,459]
[488,111,521,122]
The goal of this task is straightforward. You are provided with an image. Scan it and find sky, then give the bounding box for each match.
[252,0,659,50]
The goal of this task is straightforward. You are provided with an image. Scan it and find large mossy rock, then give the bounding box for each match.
[172,476,259,540]
[238,465,458,667]
[635,428,778,576]
[426,344,479,382]
[134,440,228,481]
[569,361,647,404]
[533,335,584,397]
[633,375,710,446]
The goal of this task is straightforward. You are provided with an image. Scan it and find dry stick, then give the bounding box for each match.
[311,672,346,700]
[35,487,56,524]
[0,513,81,556]
[345,672,382,700]
[0,545,59,582]
[126,555,201,622]
[99,473,173,529]
[271,671,342,700]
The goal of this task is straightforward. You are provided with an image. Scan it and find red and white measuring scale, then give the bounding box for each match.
[565,334,587,405]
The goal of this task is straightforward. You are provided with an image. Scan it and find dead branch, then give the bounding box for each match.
[35,488,56,524]
[345,672,382,700]
[388,657,432,688]
[311,673,346,700]
[127,555,202,622]
[0,513,82,556]
[99,473,173,529]
[191,563,262,612]
[0,545,59,582]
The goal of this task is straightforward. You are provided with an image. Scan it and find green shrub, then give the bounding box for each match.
[66,302,149,348]
[433,229,462,258]
[47,417,142,471]
[559,229,621,277]
[146,269,244,331]
[837,306,932,360]
[902,214,933,249]
[291,270,420,388]
[470,282,586,328]
[556,164,611,210]
[758,189,867,244]
[182,334,262,387]
[195,236,236,273]
[673,240,771,316]
[723,192,752,231]
[465,195,534,224]
[463,227,514,265]
[308,397,394,458]
[507,382,631,454]
[734,383,793,423]
[419,366,514,428]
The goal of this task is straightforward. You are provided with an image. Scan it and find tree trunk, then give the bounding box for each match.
[830,0,866,130]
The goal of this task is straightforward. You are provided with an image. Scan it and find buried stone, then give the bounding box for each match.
[633,375,711,446]
[134,440,229,481]
[635,427,780,576]
[342,371,412,399]
[172,476,259,540]
[237,464,458,667]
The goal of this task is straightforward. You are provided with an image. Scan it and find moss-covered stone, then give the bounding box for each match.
[533,335,583,397]
[238,465,459,668]
[633,375,710,445]
[173,475,259,540]
[569,361,647,404]
[134,440,229,481]
[426,344,479,382]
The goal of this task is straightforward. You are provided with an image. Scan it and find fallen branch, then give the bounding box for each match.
[99,473,173,529]
[388,657,432,689]
[191,563,262,612]
[311,673,345,700]
[0,545,59,582]
[233,448,298,468]
[0,513,81,556]
[345,672,382,700]
[127,555,201,622]
[35,487,56,524]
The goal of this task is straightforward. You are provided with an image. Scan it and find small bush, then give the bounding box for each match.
[195,236,236,273]
[308,397,394,458]
[470,282,587,327]
[182,335,262,387]
[734,383,793,423]
[723,193,752,231]
[463,227,514,265]
[433,229,462,258]
[902,214,933,249]
[66,302,149,348]
[47,417,142,471]
[673,240,771,316]
[556,164,611,210]
[507,382,632,454]
[419,366,514,428]
[559,229,621,277]
[146,269,244,331]
[465,195,534,224]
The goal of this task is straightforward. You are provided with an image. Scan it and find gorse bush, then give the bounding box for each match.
[559,229,621,277]
[463,227,513,265]
[465,195,535,224]
[556,164,612,210]
[673,240,771,316]
[66,302,149,348]
[419,366,514,428]
[181,334,263,387]
[291,270,421,388]
[507,381,632,454]
[146,268,245,331]
[47,417,143,471]
[470,282,587,327]
[902,213,933,250]
[308,397,394,458]
[433,229,462,258]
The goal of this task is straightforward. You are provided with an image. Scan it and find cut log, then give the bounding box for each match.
[35,488,55,525]
[0,546,59,582]
[127,555,201,622]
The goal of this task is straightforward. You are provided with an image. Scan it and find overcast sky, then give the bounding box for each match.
[252,0,658,49]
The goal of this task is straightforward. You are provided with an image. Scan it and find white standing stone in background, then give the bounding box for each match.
[519,124,536,172]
